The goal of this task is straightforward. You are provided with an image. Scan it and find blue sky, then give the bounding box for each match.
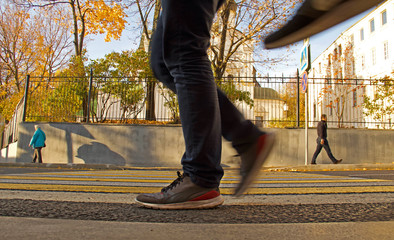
[86,8,370,77]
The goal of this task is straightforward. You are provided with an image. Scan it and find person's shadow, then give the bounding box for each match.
[76,142,126,165]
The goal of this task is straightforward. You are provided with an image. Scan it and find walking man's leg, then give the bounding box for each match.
[37,147,43,163]
[135,0,275,209]
[311,141,323,164]
[135,0,225,209]
[32,149,38,163]
[322,140,341,164]
[152,0,273,188]
[264,0,385,49]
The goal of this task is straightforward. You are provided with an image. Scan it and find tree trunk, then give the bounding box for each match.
[214,2,230,80]
[144,0,161,121]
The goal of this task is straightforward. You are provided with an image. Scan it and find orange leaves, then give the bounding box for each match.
[85,0,128,42]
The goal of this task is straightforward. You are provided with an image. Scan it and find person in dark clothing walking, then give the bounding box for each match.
[135,0,276,210]
[135,0,379,209]
[311,114,342,164]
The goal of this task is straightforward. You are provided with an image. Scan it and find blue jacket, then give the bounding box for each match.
[30,128,46,148]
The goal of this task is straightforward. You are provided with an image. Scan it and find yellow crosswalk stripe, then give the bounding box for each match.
[0,183,393,194]
[0,175,387,184]
[1,169,392,195]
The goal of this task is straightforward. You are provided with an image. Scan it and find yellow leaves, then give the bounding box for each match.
[84,0,128,42]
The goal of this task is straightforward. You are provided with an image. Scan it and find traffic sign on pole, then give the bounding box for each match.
[301,71,308,93]
[300,41,311,75]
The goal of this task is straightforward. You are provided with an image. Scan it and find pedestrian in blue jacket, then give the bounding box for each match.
[29,125,46,163]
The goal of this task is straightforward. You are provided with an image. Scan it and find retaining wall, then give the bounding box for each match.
[1,142,18,162]
[11,122,394,167]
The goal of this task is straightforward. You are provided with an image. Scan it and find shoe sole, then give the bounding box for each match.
[134,195,224,210]
[265,0,384,49]
[234,132,276,197]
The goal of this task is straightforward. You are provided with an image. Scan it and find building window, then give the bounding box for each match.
[313,103,317,119]
[333,48,338,60]
[371,48,376,65]
[352,59,355,75]
[326,55,332,80]
[383,41,389,60]
[353,90,357,107]
[370,19,375,33]
[381,10,387,25]
[360,28,364,41]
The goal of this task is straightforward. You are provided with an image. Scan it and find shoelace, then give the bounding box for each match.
[161,171,184,193]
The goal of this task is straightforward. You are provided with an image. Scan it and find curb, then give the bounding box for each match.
[0,162,182,171]
[266,164,394,172]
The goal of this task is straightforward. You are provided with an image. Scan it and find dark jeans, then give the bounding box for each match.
[150,0,263,188]
[33,147,43,163]
[311,138,337,164]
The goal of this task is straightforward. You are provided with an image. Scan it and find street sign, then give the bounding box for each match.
[301,71,308,93]
[300,43,311,74]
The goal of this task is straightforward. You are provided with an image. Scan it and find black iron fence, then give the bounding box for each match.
[2,74,393,148]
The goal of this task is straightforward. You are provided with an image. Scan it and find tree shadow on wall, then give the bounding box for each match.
[76,142,125,166]
[49,123,95,164]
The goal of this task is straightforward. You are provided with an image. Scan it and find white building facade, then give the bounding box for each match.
[309,0,394,129]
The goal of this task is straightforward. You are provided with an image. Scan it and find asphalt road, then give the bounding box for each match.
[0,198,393,224]
[0,167,392,222]
[0,166,393,240]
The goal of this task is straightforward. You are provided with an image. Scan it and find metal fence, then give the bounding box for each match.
[1,97,25,148]
[2,74,393,148]
[23,75,393,128]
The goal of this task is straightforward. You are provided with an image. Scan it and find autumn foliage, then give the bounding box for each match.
[2,0,303,124]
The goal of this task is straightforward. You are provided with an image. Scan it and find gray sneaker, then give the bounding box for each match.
[135,171,224,210]
[234,132,276,197]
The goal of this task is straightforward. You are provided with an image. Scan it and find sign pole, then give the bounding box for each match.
[300,38,310,166]
[305,87,308,166]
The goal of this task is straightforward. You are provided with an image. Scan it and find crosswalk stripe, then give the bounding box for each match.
[0,169,392,195]
[0,175,386,184]
[0,183,393,194]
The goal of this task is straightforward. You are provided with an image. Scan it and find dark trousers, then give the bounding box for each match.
[33,147,43,163]
[311,138,337,164]
[150,0,263,188]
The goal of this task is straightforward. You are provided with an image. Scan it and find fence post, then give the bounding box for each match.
[22,75,30,122]
[86,68,93,123]
[296,69,300,128]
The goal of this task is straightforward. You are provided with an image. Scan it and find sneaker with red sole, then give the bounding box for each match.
[135,171,224,210]
[264,0,385,49]
[234,132,276,197]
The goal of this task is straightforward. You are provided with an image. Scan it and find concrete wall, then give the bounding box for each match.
[1,142,18,162]
[13,122,394,167]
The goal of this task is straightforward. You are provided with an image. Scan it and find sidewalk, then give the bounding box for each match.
[1,216,393,240]
[0,162,393,171]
